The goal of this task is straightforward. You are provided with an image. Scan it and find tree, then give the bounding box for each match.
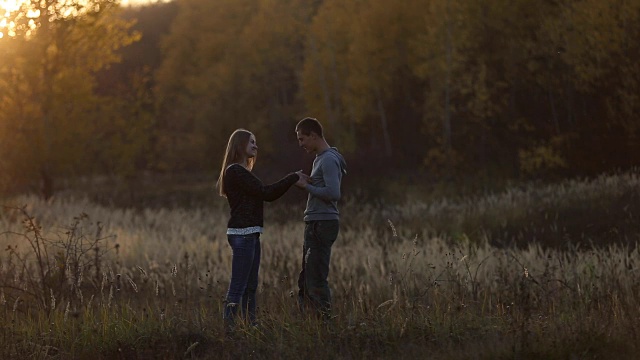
[301,0,360,153]
[343,0,425,160]
[541,0,640,172]
[0,0,140,198]
[302,0,427,166]
[156,0,313,172]
[410,0,465,176]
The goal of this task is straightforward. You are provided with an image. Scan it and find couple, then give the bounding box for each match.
[216,117,347,331]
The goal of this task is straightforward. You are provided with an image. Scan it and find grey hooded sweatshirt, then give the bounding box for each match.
[304,147,347,222]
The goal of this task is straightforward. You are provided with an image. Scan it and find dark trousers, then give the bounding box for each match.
[224,233,261,328]
[297,220,339,319]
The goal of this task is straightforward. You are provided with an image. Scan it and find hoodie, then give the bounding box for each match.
[304,147,348,221]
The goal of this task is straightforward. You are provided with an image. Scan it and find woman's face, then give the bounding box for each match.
[244,134,258,159]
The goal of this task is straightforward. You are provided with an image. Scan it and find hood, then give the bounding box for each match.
[326,147,347,175]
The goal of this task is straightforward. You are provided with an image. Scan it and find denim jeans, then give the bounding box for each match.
[223,233,261,328]
[297,220,339,320]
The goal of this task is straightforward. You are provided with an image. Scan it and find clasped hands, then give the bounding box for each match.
[295,170,311,188]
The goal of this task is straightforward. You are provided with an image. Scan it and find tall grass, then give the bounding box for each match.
[1,171,639,359]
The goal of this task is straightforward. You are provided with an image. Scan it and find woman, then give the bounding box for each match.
[216,129,306,331]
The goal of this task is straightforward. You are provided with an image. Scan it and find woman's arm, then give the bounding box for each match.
[227,165,298,201]
[262,173,299,202]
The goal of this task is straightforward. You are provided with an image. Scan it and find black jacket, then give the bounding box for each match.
[224,164,298,229]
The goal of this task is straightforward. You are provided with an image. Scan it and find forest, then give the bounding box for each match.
[1,0,638,200]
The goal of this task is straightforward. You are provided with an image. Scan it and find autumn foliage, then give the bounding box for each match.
[1,0,640,195]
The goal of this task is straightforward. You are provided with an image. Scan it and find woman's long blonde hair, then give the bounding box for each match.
[216,129,256,197]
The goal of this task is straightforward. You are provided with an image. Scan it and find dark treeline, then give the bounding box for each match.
[1,0,639,199]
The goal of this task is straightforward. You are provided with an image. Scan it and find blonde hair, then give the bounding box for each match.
[216,129,256,197]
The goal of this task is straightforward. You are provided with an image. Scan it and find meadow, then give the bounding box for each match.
[1,170,640,359]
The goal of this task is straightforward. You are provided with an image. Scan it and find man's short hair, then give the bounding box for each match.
[296,117,324,138]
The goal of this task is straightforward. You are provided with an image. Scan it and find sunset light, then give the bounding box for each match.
[0,0,26,38]
[0,0,20,13]
[0,0,158,37]
[0,0,154,38]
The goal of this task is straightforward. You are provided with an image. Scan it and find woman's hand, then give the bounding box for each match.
[295,171,310,188]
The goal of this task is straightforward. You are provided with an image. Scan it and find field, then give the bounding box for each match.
[1,171,640,359]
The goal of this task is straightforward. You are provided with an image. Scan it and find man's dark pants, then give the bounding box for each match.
[297,220,339,319]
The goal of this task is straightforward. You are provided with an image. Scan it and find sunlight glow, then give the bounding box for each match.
[0,1,20,13]
[0,2,15,38]
[0,0,165,38]
[1,1,30,38]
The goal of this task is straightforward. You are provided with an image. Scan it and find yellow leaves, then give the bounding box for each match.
[457,61,508,120]
[543,0,640,91]
[508,117,535,133]
[0,0,143,182]
[147,0,640,177]
[156,0,312,170]
[66,11,139,72]
[423,145,462,176]
[518,137,568,176]
[302,0,430,151]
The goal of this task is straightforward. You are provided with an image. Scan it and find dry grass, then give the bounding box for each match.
[0,171,639,359]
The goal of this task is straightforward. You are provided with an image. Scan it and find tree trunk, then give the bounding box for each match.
[310,36,336,131]
[443,0,453,177]
[548,88,560,135]
[374,87,393,157]
[41,169,53,201]
[40,0,56,201]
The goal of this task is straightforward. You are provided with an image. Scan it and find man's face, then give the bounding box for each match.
[245,134,258,158]
[296,130,314,153]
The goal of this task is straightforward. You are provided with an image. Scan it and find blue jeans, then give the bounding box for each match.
[297,220,339,320]
[223,233,261,328]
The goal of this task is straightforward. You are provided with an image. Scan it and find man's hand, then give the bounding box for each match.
[295,171,310,189]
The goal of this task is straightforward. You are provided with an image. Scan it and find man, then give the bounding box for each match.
[294,117,347,321]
